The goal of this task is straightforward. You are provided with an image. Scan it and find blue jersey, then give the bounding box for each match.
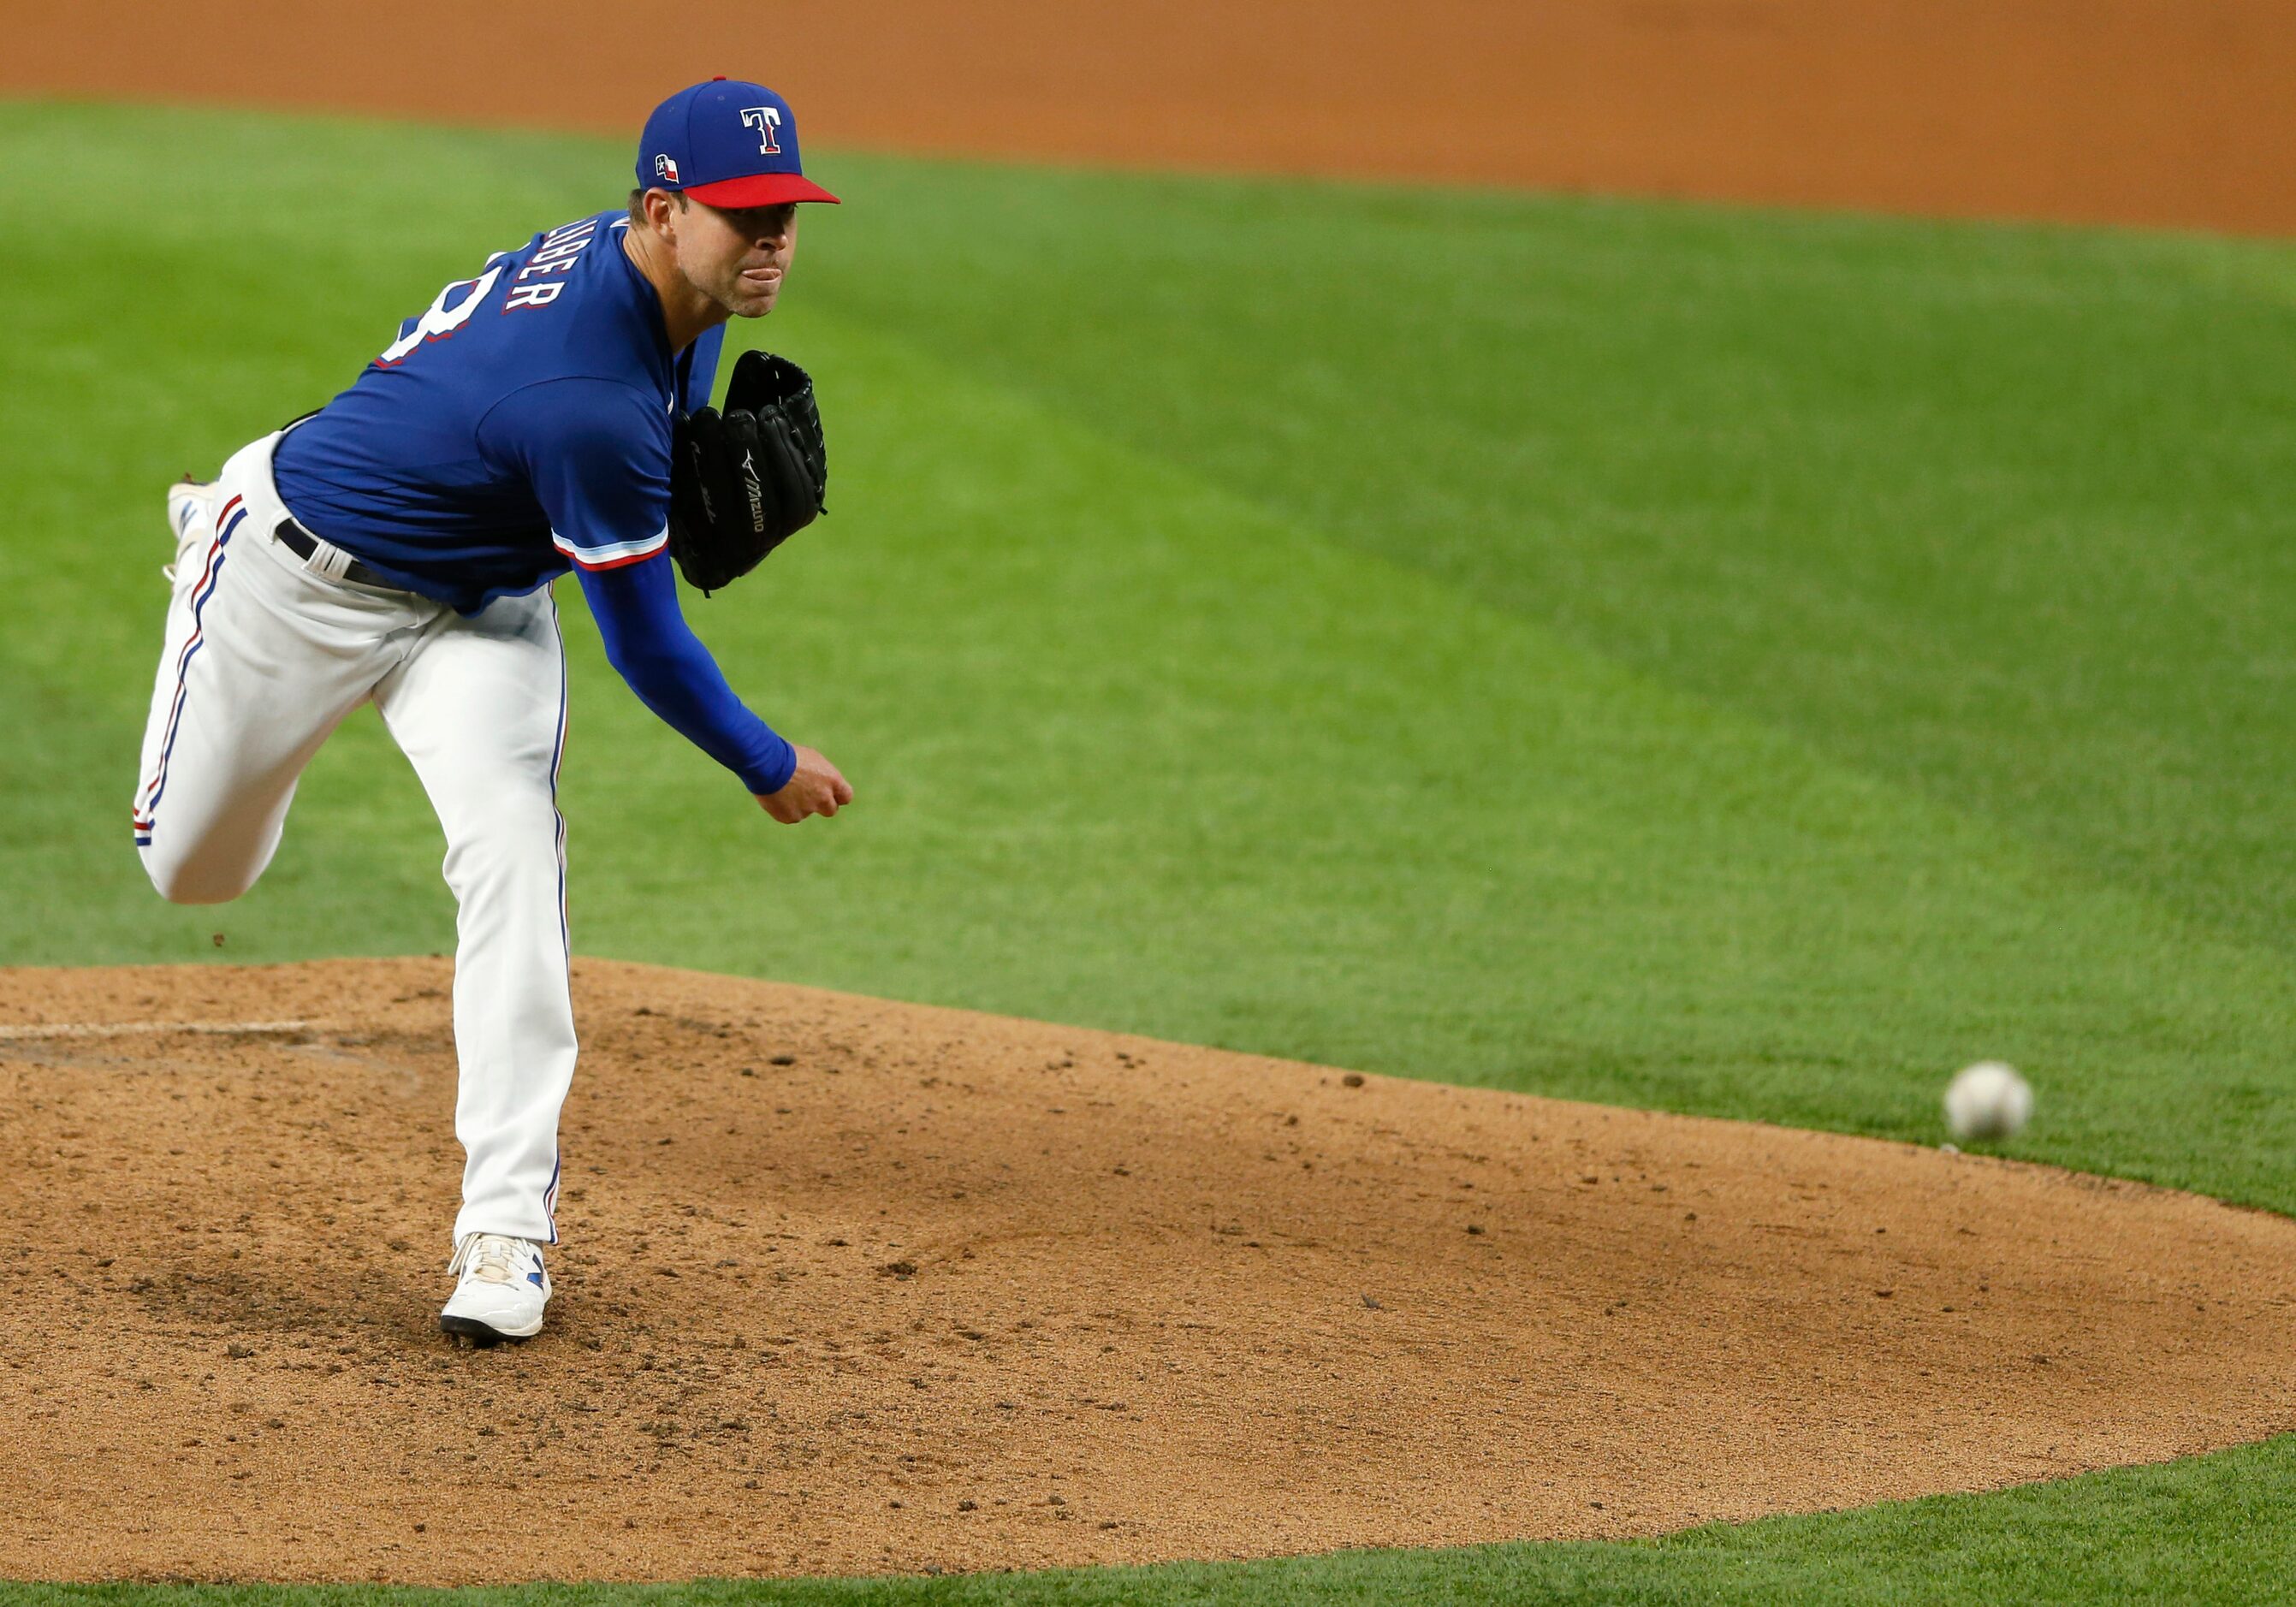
[274,211,727,614]
[270,210,797,798]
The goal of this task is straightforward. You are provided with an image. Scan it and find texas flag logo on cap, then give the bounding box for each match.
[637,77,840,207]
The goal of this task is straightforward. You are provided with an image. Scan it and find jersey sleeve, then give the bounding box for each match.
[477,376,673,572]
[573,554,799,798]
[480,375,798,798]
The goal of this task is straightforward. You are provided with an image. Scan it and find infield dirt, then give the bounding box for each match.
[5,958,2293,1584]
[7,1,2293,234]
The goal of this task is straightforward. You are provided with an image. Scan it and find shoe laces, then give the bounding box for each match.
[165,532,207,586]
[167,483,214,582]
[448,1232,541,1284]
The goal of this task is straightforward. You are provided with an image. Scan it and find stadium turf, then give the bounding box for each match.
[3,99,2294,1604]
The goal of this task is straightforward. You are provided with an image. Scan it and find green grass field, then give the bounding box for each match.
[4,99,2296,1603]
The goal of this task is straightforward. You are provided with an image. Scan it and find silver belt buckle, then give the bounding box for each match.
[303,535,358,583]
[278,519,358,583]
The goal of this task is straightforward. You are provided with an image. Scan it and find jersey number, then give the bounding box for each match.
[374,261,507,367]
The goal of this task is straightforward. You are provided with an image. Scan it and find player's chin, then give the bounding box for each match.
[725,276,782,317]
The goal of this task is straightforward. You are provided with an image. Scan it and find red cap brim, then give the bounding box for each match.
[685,173,841,207]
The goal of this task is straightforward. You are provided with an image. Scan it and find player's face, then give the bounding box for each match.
[679,200,800,319]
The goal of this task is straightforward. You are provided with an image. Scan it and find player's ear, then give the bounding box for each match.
[640,187,685,240]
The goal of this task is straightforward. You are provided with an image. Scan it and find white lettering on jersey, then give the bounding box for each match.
[375,262,507,366]
[507,218,602,304]
[525,217,598,265]
[740,106,783,154]
[372,219,605,358]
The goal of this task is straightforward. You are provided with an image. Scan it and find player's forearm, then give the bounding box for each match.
[612,643,798,795]
[574,559,798,795]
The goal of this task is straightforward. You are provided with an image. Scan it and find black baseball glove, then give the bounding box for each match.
[667,348,827,595]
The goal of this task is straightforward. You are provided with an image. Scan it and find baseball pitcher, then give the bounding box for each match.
[132,79,848,1344]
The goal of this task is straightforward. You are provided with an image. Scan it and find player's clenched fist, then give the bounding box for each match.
[758,745,853,822]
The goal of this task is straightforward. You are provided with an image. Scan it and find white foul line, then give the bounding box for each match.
[0,1020,317,1042]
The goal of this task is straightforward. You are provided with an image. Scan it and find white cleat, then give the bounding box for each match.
[163,477,217,584]
[440,1232,552,1345]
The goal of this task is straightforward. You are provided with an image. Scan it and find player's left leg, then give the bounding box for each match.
[134,442,440,904]
[371,584,576,1251]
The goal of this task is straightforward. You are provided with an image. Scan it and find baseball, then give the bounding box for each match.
[1943,1061,2032,1142]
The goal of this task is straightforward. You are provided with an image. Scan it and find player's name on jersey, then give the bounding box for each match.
[373,216,612,370]
[505,216,606,311]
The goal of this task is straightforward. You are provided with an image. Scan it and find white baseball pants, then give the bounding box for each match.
[132,429,571,1246]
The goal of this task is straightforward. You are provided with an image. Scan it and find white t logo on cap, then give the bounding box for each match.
[740,106,783,155]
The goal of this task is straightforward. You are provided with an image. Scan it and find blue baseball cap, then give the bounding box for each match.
[637,78,840,208]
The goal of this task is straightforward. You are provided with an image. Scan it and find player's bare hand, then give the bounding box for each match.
[757,746,853,823]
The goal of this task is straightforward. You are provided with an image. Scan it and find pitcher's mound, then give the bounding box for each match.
[4,958,2294,1584]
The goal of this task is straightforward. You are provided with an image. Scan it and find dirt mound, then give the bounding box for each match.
[3,958,2293,1584]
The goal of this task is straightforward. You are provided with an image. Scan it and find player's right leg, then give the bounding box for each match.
[371,584,576,1257]
[372,583,573,1343]
[132,432,437,903]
